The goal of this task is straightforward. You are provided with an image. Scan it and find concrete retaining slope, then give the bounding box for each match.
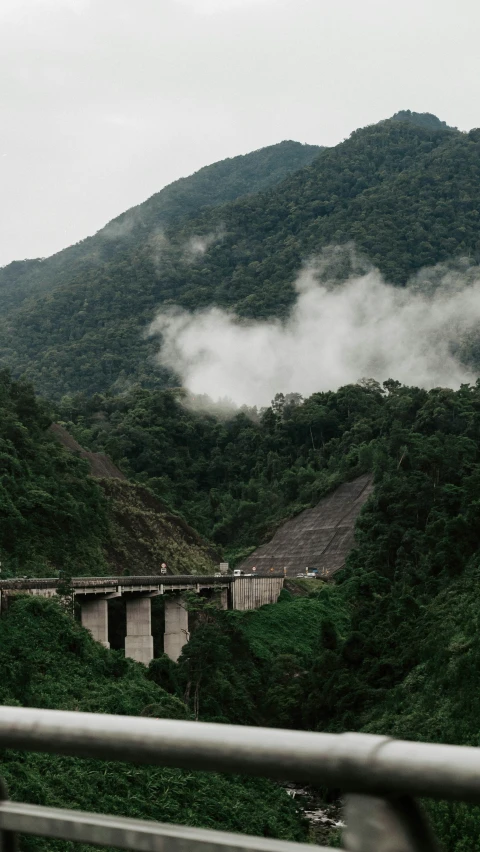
[239,473,374,578]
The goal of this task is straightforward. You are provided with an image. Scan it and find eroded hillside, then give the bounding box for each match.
[101,478,219,575]
[51,422,219,575]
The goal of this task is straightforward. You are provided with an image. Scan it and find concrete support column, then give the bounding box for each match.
[81,597,110,648]
[125,597,154,666]
[214,588,228,610]
[164,595,189,662]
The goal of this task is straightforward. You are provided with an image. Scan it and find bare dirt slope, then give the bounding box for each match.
[239,474,374,577]
[50,423,127,480]
[100,478,219,576]
[50,423,218,575]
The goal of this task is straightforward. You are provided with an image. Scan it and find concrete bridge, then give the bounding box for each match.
[0,574,284,665]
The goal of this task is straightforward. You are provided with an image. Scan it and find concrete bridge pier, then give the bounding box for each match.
[125,596,154,666]
[80,598,110,648]
[214,588,229,610]
[164,595,189,662]
[0,575,285,663]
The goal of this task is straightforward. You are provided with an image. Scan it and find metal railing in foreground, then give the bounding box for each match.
[1,707,475,851]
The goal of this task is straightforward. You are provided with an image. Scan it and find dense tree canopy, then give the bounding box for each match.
[6,369,480,849]
[56,382,383,561]
[0,370,108,577]
[2,118,480,397]
[0,596,306,852]
[140,380,480,852]
[3,112,480,851]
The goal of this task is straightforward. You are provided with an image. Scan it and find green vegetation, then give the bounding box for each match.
[0,140,321,314]
[2,116,480,397]
[101,478,218,576]
[6,364,480,850]
[139,379,480,851]
[389,109,454,130]
[0,140,321,397]
[0,370,216,577]
[0,596,307,851]
[151,588,346,728]
[0,370,108,578]
[4,113,480,850]
[54,375,480,848]
[56,383,383,558]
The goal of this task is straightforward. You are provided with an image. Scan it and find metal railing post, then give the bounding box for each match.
[3,708,480,851]
[343,794,439,852]
[0,780,17,852]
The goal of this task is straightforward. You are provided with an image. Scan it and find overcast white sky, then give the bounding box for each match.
[0,0,478,267]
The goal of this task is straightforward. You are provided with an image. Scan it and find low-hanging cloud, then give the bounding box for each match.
[183,226,225,262]
[148,256,480,407]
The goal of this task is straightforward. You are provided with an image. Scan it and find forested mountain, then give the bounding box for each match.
[50,373,480,850]
[2,114,479,397]
[0,369,108,576]
[0,139,320,315]
[7,369,480,849]
[389,109,453,130]
[5,111,480,852]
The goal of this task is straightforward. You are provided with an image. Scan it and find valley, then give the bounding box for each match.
[2,111,480,851]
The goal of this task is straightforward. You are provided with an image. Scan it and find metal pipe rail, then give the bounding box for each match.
[0,801,332,852]
[0,706,468,851]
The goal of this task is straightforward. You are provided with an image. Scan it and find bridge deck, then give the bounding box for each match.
[0,574,285,662]
[0,573,283,591]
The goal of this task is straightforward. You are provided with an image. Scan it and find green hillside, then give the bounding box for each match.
[56,382,380,559]
[0,369,109,578]
[0,370,218,577]
[4,111,480,852]
[6,373,480,849]
[0,139,320,316]
[0,596,306,852]
[389,109,454,130]
[6,364,480,849]
[149,378,480,851]
[163,118,476,308]
[3,115,480,397]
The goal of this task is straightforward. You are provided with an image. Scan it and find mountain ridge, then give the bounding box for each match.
[0,140,322,313]
[0,114,478,398]
[388,109,455,131]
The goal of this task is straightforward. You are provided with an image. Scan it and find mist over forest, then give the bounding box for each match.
[3,111,480,851]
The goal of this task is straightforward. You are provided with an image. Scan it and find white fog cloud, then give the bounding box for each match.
[148,256,480,407]
[184,227,225,261]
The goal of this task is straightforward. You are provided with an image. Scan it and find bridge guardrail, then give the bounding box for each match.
[0,574,286,591]
[0,705,468,851]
